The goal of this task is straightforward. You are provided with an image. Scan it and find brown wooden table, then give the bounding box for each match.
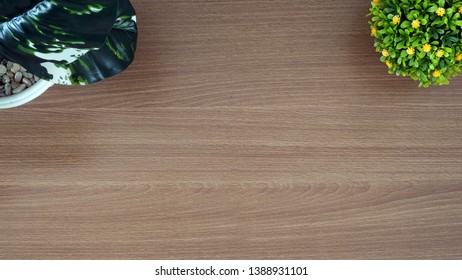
[1,0,461,259]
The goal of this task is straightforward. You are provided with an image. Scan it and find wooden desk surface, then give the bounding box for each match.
[1,0,461,259]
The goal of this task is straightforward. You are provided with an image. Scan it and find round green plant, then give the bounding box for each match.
[369,0,462,87]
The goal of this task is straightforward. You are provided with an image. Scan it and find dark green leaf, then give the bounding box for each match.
[428,6,438,13]
[384,8,396,14]
[401,21,411,28]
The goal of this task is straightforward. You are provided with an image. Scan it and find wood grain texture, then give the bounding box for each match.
[0,0,462,259]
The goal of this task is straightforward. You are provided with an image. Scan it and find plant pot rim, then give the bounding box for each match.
[0,80,54,109]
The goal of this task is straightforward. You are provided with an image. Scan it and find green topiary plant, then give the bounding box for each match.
[369,0,462,87]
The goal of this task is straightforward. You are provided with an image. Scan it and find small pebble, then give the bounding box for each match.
[10,63,21,73]
[24,72,33,79]
[14,71,22,83]
[22,77,32,87]
[12,84,26,94]
[4,83,12,96]
[0,65,6,75]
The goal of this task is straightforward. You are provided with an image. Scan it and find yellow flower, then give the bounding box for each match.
[392,15,400,25]
[382,49,389,57]
[373,0,380,4]
[371,27,377,35]
[436,49,444,58]
[407,47,415,55]
[456,54,462,61]
[386,60,393,67]
[423,43,431,52]
[436,7,445,16]
[433,70,441,77]
[459,6,462,14]
[411,20,421,28]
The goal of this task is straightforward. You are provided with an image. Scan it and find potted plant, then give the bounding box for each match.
[0,0,138,109]
[369,0,462,87]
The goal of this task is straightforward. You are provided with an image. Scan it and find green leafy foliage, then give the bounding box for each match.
[0,1,137,85]
[369,0,462,87]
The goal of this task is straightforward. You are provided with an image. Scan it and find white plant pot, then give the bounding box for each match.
[0,80,53,109]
